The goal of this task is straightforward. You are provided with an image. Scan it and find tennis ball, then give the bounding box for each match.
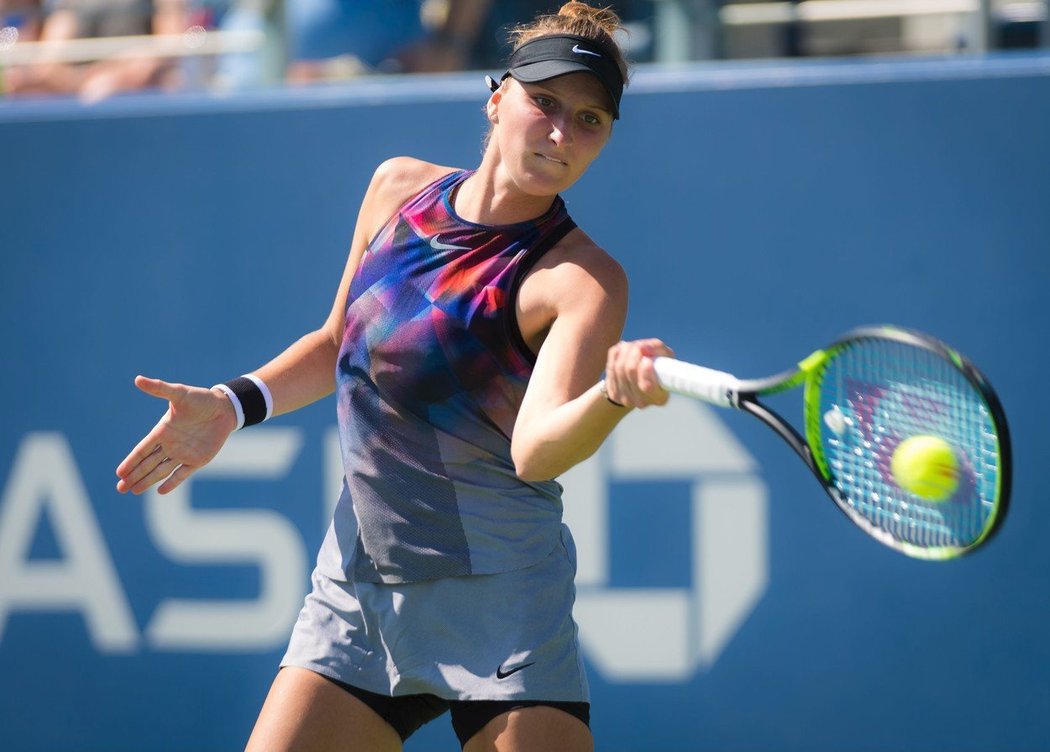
[890,435,959,502]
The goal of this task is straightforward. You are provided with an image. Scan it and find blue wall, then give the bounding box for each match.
[2,54,1048,751]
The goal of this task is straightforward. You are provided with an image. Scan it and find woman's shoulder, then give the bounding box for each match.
[520,225,628,320]
[546,226,627,293]
[367,156,460,210]
[357,156,461,241]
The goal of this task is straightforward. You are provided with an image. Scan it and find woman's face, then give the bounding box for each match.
[489,72,614,197]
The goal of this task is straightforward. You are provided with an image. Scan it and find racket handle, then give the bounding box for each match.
[653,357,740,408]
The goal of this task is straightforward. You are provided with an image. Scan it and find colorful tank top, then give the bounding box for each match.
[333,169,577,583]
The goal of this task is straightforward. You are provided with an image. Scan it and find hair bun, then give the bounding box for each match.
[557,1,621,35]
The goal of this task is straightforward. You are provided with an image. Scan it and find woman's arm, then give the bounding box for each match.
[115,156,449,495]
[252,156,453,415]
[511,233,671,481]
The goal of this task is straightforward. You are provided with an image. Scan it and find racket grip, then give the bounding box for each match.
[653,357,740,408]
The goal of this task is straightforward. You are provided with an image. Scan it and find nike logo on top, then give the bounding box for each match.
[496,661,535,679]
[572,44,601,58]
[429,234,469,251]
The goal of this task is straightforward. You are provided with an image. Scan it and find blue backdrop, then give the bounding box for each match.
[1,53,1048,751]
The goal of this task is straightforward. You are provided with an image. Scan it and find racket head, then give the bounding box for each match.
[800,326,1011,559]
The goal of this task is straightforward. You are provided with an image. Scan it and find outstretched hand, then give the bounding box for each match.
[603,338,675,409]
[115,376,238,495]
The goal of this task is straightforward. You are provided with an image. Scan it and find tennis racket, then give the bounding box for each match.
[653,325,1011,560]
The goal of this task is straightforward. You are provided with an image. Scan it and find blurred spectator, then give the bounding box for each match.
[3,0,188,101]
[1,0,45,43]
[281,0,653,85]
[283,0,428,82]
[283,0,489,84]
[393,0,499,75]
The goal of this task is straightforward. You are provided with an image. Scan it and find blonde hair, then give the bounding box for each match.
[507,2,629,84]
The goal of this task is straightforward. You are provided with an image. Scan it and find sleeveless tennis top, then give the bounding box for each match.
[329,169,577,584]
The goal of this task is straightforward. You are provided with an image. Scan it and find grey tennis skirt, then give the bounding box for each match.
[281,522,589,703]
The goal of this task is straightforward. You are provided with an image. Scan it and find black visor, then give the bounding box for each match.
[487,33,624,119]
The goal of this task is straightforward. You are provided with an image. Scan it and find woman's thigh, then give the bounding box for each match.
[462,705,593,752]
[244,667,402,752]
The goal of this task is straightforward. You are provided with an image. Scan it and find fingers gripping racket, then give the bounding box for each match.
[653,326,1011,560]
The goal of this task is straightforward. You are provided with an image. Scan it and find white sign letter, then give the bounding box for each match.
[145,429,308,652]
[0,433,138,652]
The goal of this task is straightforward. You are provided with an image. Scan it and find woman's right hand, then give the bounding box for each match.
[602,338,675,409]
[115,376,239,495]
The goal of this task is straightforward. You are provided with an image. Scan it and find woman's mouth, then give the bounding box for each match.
[536,153,567,166]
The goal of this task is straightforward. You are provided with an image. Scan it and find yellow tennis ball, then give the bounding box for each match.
[890,435,959,502]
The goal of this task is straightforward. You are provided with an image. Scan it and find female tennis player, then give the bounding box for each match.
[115,3,671,750]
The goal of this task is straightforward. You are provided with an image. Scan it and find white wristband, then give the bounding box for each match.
[213,383,246,430]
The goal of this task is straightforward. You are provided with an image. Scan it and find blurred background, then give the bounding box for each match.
[2,2,1049,752]
[1,0,1048,100]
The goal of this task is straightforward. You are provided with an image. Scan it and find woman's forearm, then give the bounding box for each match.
[512,382,628,481]
[248,328,342,418]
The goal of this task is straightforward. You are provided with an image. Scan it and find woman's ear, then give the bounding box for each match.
[486,89,501,125]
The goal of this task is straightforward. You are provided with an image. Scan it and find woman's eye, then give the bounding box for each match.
[534,96,554,108]
[582,113,601,126]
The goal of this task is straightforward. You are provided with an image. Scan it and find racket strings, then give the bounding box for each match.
[815,339,1001,553]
